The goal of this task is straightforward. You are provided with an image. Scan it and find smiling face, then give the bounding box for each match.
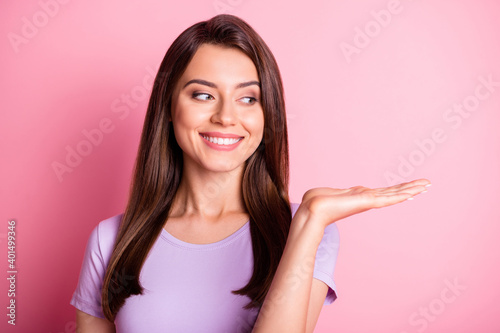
[170,43,265,173]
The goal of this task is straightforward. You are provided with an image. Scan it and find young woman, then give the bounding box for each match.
[70,14,430,332]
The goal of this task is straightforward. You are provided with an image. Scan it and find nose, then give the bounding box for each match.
[211,97,237,126]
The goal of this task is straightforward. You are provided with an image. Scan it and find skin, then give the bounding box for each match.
[252,180,430,332]
[165,43,265,243]
[76,310,115,332]
[75,43,431,332]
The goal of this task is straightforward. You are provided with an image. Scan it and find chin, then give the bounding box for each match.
[204,161,244,173]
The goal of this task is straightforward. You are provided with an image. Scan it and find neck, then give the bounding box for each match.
[170,156,247,220]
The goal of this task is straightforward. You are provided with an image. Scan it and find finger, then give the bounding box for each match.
[372,192,413,208]
[377,179,431,193]
[375,182,410,192]
[380,184,428,196]
[402,178,432,190]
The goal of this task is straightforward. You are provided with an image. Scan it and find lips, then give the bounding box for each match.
[199,131,244,139]
[201,135,242,145]
[199,132,244,151]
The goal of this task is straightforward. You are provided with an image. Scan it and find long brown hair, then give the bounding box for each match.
[101,14,291,321]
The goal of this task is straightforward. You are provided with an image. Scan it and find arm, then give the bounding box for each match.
[76,309,116,333]
[252,178,431,332]
[251,204,328,333]
[71,217,121,333]
[306,279,330,332]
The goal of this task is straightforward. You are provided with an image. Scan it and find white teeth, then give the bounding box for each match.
[202,135,242,146]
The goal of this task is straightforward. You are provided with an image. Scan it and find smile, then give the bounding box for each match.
[199,133,244,151]
[201,135,242,145]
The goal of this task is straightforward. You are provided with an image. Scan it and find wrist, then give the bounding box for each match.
[289,206,325,247]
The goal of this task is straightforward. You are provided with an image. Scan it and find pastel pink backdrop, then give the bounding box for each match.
[1,0,499,332]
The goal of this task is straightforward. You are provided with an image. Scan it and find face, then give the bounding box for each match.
[170,43,264,173]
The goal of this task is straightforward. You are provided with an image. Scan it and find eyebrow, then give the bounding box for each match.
[183,79,260,89]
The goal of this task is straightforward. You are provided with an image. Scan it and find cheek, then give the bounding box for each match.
[171,106,201,149]
[173,102,206,129]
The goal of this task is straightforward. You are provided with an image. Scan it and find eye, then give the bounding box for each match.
[192,92,214,101]
[240,97,258,105]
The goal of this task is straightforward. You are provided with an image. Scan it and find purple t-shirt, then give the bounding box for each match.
[70,203,340,332]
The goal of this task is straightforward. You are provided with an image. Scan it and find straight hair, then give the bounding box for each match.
[101,14,291,321]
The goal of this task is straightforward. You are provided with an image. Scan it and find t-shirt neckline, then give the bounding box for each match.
[160,220,250,250]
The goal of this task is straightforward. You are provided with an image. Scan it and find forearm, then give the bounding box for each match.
[251,208,325,332]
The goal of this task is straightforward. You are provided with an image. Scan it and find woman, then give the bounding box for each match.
[70,14,430,332]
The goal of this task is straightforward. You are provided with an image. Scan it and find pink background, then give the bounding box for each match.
[1,0,499,332]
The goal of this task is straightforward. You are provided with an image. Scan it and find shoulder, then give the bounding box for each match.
[96,214,122,243]
[70,214,123,318]
[85,214,123,262]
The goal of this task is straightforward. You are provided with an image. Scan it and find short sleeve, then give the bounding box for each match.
[290,202,340,305]
[70,214,122,319]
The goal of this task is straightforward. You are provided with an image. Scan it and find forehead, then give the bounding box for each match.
[180,44,259,84]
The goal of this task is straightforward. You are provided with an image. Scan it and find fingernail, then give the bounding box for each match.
[407,197,414,201]
[421,190,428,193]
[425,184,432,187]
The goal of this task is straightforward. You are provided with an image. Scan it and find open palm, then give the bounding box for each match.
[300,178,431,228]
